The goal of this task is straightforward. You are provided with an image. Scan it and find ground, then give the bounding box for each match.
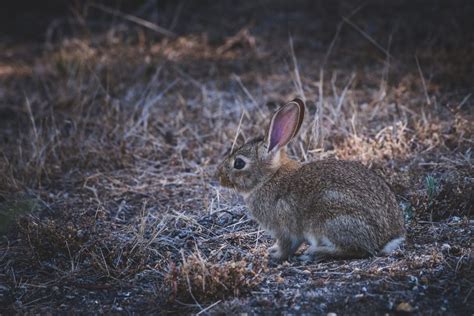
[0,1,472,314]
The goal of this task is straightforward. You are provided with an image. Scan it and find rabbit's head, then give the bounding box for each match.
[216,98,305,194]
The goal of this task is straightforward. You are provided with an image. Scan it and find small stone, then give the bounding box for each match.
[396,302,414,312]
[408,275,418,284]
[441,243,451,252]
[420,276,429,284]
[451,216,461,222]
[276,276,285,284]
[387,301,394,310]
[76,230,86,239]
[327,313,337,316]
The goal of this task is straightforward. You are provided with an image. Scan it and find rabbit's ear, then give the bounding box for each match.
[236,133,246,147]
[266,98,305,152]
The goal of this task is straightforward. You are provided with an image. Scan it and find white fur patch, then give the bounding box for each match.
[304,234,336,251]
[322,190,352,203]
[319,236,336,249]
[324,190,344,199]
[240,191,250,200]
[304,233,319,248]
[381,237,405,254]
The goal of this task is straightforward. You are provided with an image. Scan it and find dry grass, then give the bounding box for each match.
[165,248,266,304]
[0,1,473,314]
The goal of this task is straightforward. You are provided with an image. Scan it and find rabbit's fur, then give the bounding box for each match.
[217,98,405,261]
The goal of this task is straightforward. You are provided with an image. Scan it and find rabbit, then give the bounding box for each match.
[216,98,405,262]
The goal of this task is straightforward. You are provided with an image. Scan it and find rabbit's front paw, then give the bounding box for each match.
[297,254,312,262]
[268,244,285,260]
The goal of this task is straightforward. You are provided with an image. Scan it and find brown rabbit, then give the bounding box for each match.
[216,98,405,261]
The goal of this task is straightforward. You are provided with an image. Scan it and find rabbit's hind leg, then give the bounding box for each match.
[299,215,377,262]
[325,215,379,257]
[298,242,369,262]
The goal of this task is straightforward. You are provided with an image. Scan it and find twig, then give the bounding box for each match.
[342,16,392,60]
[288,34,305,101]
[169,1,185,31]
[232,74,265,119]
[458,93,471,109]
[24,95,38,153]
[377,28,394,104]
[323,2,367,67]
[196,300,222,315]
[231,111,245,153]
[415,55,431,105]
[90,3,176,38]
[463,285,473,304]
[336,72,356,114]
[181,250,203,310]
[311,69,324,148]
[232,74,259,108]
[417,220,443,225]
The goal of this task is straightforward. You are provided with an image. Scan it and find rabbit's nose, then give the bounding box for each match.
[214,166,229,187]
[214,166,223,182]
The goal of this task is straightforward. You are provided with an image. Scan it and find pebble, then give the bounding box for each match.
[441,243,451,252]
[396,302,414,312]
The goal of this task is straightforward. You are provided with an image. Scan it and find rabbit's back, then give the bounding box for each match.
[295,160,404,245]
[296,160,398,215]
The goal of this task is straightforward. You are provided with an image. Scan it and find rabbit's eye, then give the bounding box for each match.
[233,158,246,170]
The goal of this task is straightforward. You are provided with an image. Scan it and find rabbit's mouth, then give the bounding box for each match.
[218,174,234,188]
[215,167,233,188]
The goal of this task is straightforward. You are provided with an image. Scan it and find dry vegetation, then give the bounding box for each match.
[0,1,472,314]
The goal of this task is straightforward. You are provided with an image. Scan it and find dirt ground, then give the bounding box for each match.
[0,1,472,314]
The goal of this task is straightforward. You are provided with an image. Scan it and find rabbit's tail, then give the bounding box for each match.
[380,236,405,255]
